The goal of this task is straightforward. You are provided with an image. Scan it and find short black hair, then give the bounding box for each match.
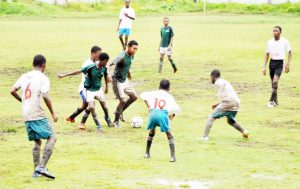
[159,79,170,90]
[91,46,102,53]
[99,52,109,61]
[128,40,138,47]
[211,69,221,78]
[33,54,46,67]
[274,26,282,33]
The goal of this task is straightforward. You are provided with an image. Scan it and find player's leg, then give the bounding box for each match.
[112,78,126,127]
[114,99,126,128]
[78,109,90,130]
[203,117,216,140]
[145,129,155,158]
[67,91,88,122]
[227,116,249,138]
[96,89,113,127]
[32,139,42,178]
[88,101,103,133]
[270,74,281,106]
[119,31,125,50]
[122,93,138,113]
[166,131,176,162]
[159,53,165,73]
[167,54,177,73]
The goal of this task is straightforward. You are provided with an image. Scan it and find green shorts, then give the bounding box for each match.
[211,108,238,121]
[25,118,54,141]
[147,109,170,132]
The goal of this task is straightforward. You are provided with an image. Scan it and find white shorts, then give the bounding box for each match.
[86,88,105,102]
[112,77,136,100]
[160,47,172,56]
[79,88,87,102]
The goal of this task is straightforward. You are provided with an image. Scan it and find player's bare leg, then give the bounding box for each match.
[227,118,249,138]
[88,101,103,134]
[159,54,164,73]
[67,101,88,123]
[119,35,126,50]
[145,129,155,158]
[122,93,137,114]
[270,75,280,106]
[166,131,176,162]
[32,139,42,178]
[124,36,129,50]
[168,55,177,73]
[35,136,57,179]
[114,99,126,128]
[98,100,113,127]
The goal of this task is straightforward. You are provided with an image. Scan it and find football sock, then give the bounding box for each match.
[228,120,244,133]
[114,110,121,123]
[146,133,154,154]
[169,59,177,71]
[70,108,84,120]
[204,118,214,137]
[81,110,90,124]
[32,144,41,170]
[100,102,109,118]
[168,136,175,157]
[39,139,56,168]
[270,81,278,104]
[159,59,163,73]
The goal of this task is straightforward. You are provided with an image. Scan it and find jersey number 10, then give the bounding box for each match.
[154,98,166,109]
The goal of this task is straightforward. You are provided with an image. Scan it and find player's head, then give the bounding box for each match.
[127,40,138,55]
[125,0,130,8]
[91,46,102,61]
[159,79,170,91]
[163,17,169,26]
[98,52,109,67]
[33,54,46,72]
[273,26,282,38]
[210,69,221,84]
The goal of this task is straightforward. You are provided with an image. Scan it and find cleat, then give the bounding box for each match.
[96,126,104,134]
[197,137,209,141]
[170,156,176,162]
[113,122,122,129]
[268,101,275,108]
[243,130,249,138]
[120,113,126,122]
[32,172,41,178]
[144,153,150,159]
[66,117,75,123]
[35,166,55,179]
[105,117,114,127]
[173,67,178,74]
[78,123,86,130]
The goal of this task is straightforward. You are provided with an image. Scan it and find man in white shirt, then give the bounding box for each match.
[10,55,58,179]
[199,70,249,141]
[140,79,180,162]
[117,0,135,50]
[263,26,292,108]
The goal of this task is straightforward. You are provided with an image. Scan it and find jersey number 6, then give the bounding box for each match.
[154,98,166,109]
[25,83,32,100]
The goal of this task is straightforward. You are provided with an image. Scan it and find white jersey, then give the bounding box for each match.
[13,70,50,121]
[78,58,95,92]
[119,7,135,29]
[140,90,180,115]
[214,78,240,104]
[266,37,292,60]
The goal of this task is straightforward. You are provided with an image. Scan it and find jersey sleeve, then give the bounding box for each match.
[169,97,180,115]
[285,40,292,52]
[170,27,174,38]
[119,9,123,19]
[112,52,125,66]
[140,91,151,101]
[81,64,94,74]
[266,41,270,53]
[13,75,24,89]
[41,76,50,94]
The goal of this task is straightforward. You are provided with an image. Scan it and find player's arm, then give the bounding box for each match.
[127,70,132,80]
[143,100,151,113]
[42,93,58,122]
[263,53,269,76]
[10,87,22,102]
[104,74,109,94]
[212,103,220,110]
[57,70,81,79]
[167,28,174,50]
[285,50,292,73]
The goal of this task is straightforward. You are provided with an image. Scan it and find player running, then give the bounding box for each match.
[63,46,113,128]
[263,26,292,108]
[58,53,111,132]
[117,0,135,50]
[10,55,58,179]
[158,17,177,73]
[199,70,249,141]
[140,79,180,162]
[110,40,138,128]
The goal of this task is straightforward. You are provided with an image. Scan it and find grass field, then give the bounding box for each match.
[0,14,300,189]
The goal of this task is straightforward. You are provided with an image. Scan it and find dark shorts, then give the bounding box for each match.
[269,59,283,80]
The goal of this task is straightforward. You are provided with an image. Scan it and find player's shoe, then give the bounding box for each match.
[144,153,150,159]
[173,67,178,74]
[242,130,249,138]
[197,136,209,141]
[78,123,86,130]
[268,101,275,108]
[96,126,104,134]
[32,172,41,178]
[34,166,55,179]
[113,122,122,129]
[66,117,75,123]
[105,117,114,127]
[170,156,176,162]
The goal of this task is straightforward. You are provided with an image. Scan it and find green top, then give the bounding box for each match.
[82,64,107,91]
[113,52,133,83]
[160,26,174,48]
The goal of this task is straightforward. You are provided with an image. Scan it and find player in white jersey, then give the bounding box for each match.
[64,46,113,128]
[117,0,135,50]
[10,55,58,179]
[199,70,249,141]
[263,26,292,108]
[140,79,180,162]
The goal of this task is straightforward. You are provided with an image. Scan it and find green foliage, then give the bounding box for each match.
[1,0,300,17]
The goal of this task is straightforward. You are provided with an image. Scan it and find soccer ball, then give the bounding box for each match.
[131,116,143,128]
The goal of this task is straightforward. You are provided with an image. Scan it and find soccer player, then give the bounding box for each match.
[10,55,58,179]
[140,79,180,162]
[158,17,177,73]
[63,46,113,128]
[263,26,292,108]
[58,53,110,133]
[199,70,249,141]
[110,40,138,128]
[117,0,135,50]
